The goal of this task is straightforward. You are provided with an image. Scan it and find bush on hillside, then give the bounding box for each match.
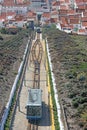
[0,36,3,40]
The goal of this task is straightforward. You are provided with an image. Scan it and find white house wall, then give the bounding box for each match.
[2,6,28,14]
[0,21,4,27]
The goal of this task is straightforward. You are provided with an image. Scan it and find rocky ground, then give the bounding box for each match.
[43,26,87,130]
[0,29,32,118]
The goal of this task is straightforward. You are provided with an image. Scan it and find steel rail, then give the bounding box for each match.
[28,33,43,130]
[27,121,38,130]
[31,34,43,89]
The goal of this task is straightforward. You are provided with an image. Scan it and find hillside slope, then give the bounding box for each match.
[43,26,87,130]
[0,29,31,115]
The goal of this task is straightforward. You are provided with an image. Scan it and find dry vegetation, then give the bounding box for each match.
[0,29,31,115]
[43,25,87,130]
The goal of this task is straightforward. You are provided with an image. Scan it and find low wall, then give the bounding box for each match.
[46,39,64,130]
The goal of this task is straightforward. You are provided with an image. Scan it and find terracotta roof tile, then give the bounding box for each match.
[83,12,87,16]
[50,18,58,23]
[51,11,58,15]
[27,11,36,18]
[15,14,26,21]
[0,12,16,21]
[3,0,30,6]
[3,0,15,6]
[81,17,87,22]
[75,0,84,3]
[65,0,69,3]
[78,5,85,9]
[78,29,86,33]
[70,18,79,24]
[59,9,68,15]
[68,10,76,14]
[61,17,68,25]
[82,21,87,27]
[68,14,81,19]
[83,0,87,2]
[16,0,24,4]
[42,12,50,18]
[52,1,60,6]
[60,5,68,10]
[6,25,17,28]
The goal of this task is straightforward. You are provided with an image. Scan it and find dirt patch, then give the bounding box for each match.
[44,27,87,130]
[0,29,32,114]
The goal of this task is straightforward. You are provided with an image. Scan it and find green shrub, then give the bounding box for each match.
[79,75,86,81]
[79,121,84,127]
[1,28,6,34]
[78,105,85,113]
[0,35,3,40]
[68,92,76,98]
[79,97,87,104]
[65,71,76,79]
[81,91,87,97]
[77,72,86,81]
[72,97,79,107]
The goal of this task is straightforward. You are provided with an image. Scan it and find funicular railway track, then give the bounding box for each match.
[28,121,38,130]
[27,33,43,130]
[32,38,43,89]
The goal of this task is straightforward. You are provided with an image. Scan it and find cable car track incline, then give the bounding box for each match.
[27,33,43,130]
[32,35,43,89]
[27,122,38,130]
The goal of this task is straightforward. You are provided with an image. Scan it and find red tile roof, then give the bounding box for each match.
[17,1,30,5]
[15,14,26,21]
[3,0,15,6]
[67,25,73,29]
[68,10,76,15]
[52,1,60,6]
[0,12,16,21]
[85,4,87,10]
[16,0,24,4]
[78,29,86,33]
[45,20,50,24]
[6,25,17,28]
[50,18,58,23]
[70,18,79,24]
[68,14,81,19]
[27,11,36,18]
[42,12,50,18]
[61,24,73,29]
[51,11,58,15]
[83,12,87,17]
[61,17,68,25]
[59,9,68,15]
[83,0,87,2]
[0,16,6,21]
[81,17,87,22]
[82,21,87,27]
[65,0,69,3]
[75,0,84,3]
[78,29,87,34]
[78,5,85,9]
[60,5,68,10]
[3,0,30,6]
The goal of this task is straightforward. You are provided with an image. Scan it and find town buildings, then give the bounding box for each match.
[54,0,87,35]
[0,0,87,35]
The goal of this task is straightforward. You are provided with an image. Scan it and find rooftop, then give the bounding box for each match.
[27,89,42,106]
